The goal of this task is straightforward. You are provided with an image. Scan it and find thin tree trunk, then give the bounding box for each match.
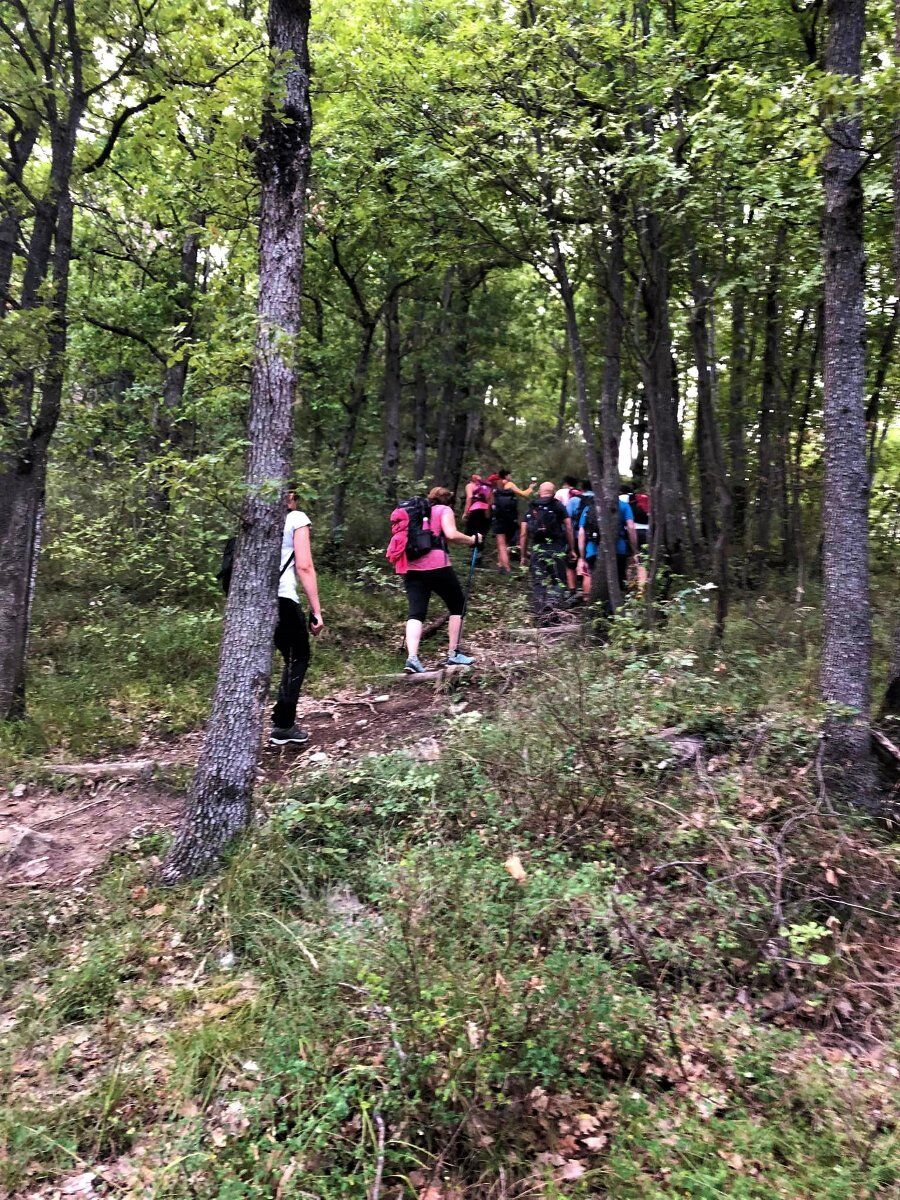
[555,347,569,439]
[161,0,312,880]
[331,319,376,543]
[432,268,456,483]
[754,227,786,578]
[162,220,203,446]
[638,208,692,587]
[689,254,732,639]
[379,289,402,503]
[412,300,429,481]
[792,308,822,601]
[820,0,873,791]
[597,203,628,611]
[0,2,84,721]
[727,283,749,549]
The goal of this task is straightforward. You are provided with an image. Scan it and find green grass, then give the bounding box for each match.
[0,550,526,771]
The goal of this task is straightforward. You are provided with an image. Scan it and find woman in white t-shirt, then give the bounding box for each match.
[271,490,324,745]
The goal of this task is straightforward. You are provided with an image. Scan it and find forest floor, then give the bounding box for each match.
[0,623,559,890]
[2,581,899,1200]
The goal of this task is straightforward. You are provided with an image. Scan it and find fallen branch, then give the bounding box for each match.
[44,758,159,780]
[871,728,900,770]
[503,624,579,640]
[378,665,472,684]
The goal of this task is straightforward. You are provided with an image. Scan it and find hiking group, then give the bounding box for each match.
[387,472,650,671]
[220,475,648,748]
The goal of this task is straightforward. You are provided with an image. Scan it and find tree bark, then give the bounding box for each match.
[727,283,749,549]
[379,289,402,503]
[754,227,786,578]
[820,0,873,792]
[161,220,203,446]
[0,0,84,721]
[597,204,628,610]
[330,318,377,544]
[161,0,312,880]
[411,300,429,481]
[689,254,732,639]
[638,209,692,586]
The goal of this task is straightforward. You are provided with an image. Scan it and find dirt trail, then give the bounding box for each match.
[1,631,560,893]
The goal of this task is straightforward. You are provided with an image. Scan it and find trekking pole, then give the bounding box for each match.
[457,542,479,647]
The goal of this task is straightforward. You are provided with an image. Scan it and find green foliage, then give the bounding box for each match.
[3,595,897,1197]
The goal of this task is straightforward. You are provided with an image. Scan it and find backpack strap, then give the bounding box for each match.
[279,551,295,578]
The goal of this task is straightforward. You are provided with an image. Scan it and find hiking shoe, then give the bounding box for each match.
[404,655,427,674]
[446,650,475,666]
[269,724,310,746]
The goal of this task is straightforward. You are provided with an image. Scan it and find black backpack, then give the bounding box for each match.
[526,497,565,543]
[577,496,599,544]
[217,536,295,595]
[400,496,446,560]
[493,486,518,516]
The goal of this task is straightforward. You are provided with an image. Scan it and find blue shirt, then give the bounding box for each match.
[579,498,633,558]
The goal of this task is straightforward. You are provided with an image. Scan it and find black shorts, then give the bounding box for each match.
[492,512,518,538]
[404,566,466,622]
[465,510,490,538]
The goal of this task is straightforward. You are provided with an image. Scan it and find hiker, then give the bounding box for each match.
[490,468,533,574]
[520,482,575,624]
[627,482,650,550]
[553,475,581,591]
[462,473,492,563]
[554,474,580,507]
[388,486,482,674]
[570,481,596,600]
[271,489,325,746]
[578,491,639,593]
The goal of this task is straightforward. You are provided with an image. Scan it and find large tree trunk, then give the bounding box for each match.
[379,289,402,503]
[0,4,84,721]
[161,0,312,881]
[820,0,873,792]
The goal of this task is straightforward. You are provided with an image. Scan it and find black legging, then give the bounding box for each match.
[272,598,310,728]
[404,566,466,622]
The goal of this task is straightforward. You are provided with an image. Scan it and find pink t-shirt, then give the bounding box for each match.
[406,504,452,572]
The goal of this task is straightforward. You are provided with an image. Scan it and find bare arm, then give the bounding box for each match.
[506,479,534,499]
[626,519,638,556]
[462,482,473,517]
[293,525,324,631]
[564,516,575,554]
[578,523,586,558]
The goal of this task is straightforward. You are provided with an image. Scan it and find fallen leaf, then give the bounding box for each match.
[557,1159,586,1181]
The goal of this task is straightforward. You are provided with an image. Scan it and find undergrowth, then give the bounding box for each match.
[1,592,898,1198]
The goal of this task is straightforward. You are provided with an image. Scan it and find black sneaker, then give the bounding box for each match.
[269,725,310,746]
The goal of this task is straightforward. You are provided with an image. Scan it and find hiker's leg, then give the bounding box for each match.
[272,599,310,728]
[404,573,431,658]
[447,614,463,653]
[496,532,509,571]
[406,619,424,657]
[431,568,466,651]
[617,553,628,590]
